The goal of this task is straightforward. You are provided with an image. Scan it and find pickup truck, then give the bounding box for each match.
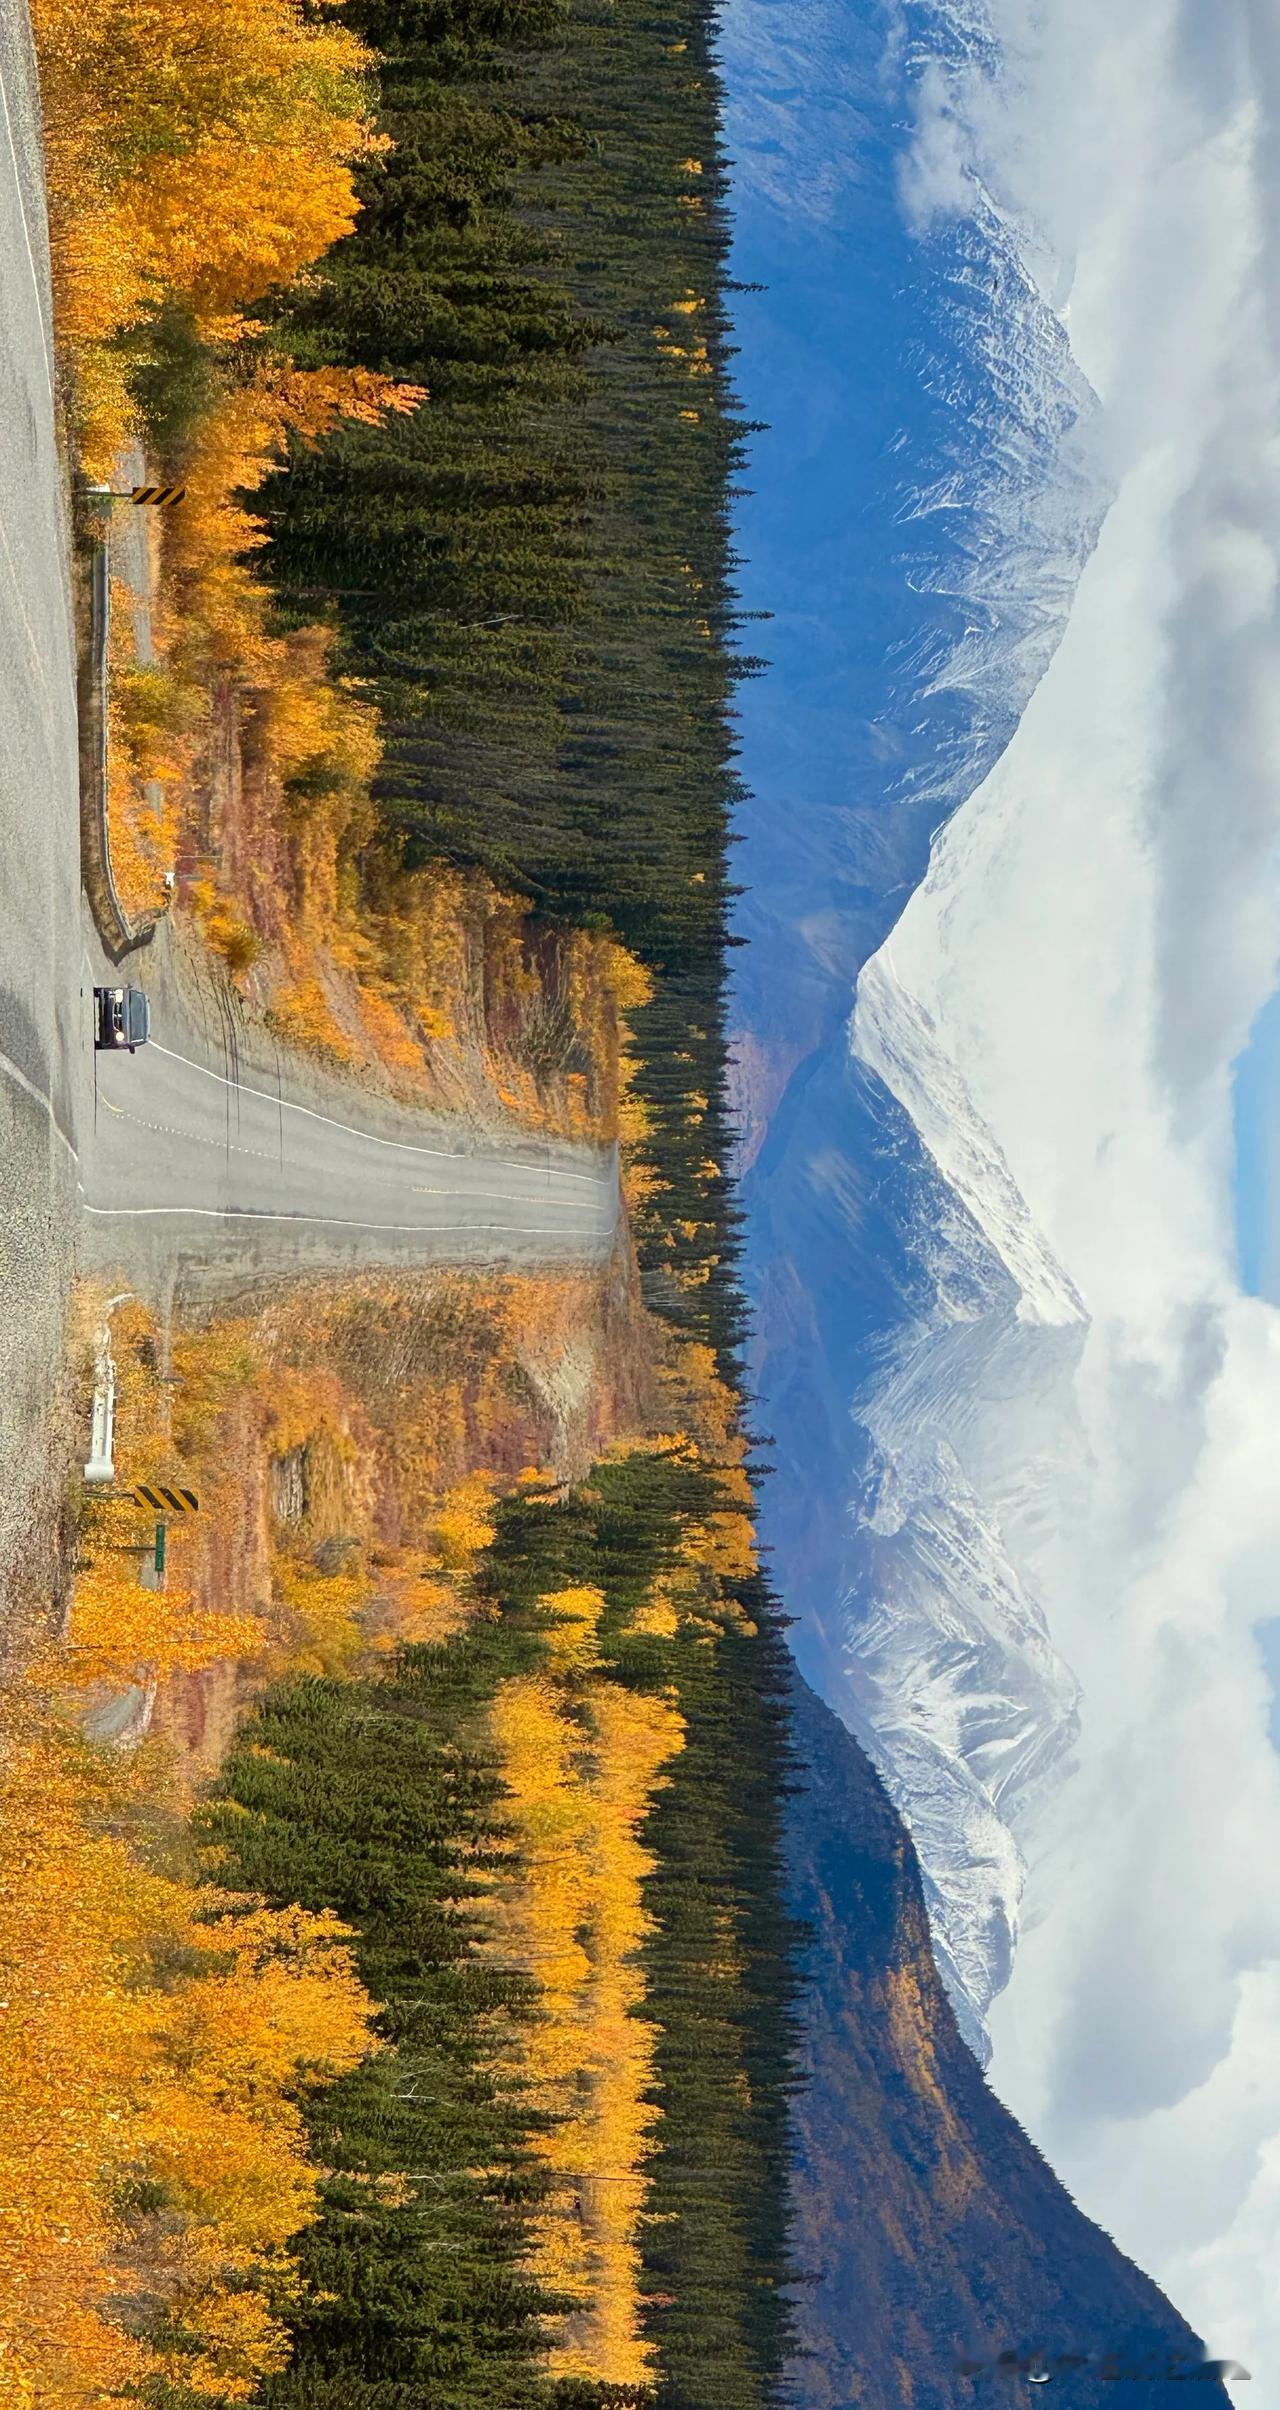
[94,984,151,1053]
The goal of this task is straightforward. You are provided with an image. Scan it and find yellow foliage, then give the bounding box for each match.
[357,982,427,1074]
[32,0,378,460]
[268,972,357,1066]
[604,942,655,1014]
[541,1584,606,1670]
[170,1314,262,1453]
[272,1557,370,1676]
[628,1581,681,1640]
[263,622,383,794]
[686,1506,757,1581]
[622,1160,667,1210]
[51,1558,265,1689]
[367,1556,469,1650]
[0,1703,375,2408]
[164,370,421,685]
[105,650,199,918]
[612,941,658,1195]
[33,0,426,1016]
[430,1473,498,1570]
[487,1620,684,2386]
[657,1338,741,1456]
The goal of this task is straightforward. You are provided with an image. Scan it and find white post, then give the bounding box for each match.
[83,1292,134,1485]
[83,1363,116,1483]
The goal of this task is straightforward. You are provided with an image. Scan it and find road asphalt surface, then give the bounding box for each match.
[76,915,621,1297]
[0,6,80,1600]
[0,16,618,1598]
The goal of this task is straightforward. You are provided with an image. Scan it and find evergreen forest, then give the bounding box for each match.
[206,1453,802,2410]
[255,0,758,1367]
[191,8,807,2403]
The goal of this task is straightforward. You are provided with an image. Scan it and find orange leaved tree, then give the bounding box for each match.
[32,0,377,351]
[0,1706,376,2406]
[49,1558,265,1689]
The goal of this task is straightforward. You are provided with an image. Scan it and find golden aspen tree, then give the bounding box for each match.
[0,1706,375,2406]
[50,1560,264,1688]
[31,0,377,348]
[487,1586,684,2388]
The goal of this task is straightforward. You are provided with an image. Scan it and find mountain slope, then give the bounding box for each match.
[722,0,1110,2056]
[745,993,1086,2053]
[785,1669,1237,2408]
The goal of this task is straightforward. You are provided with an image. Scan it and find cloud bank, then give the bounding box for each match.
[880,0,1280,2385]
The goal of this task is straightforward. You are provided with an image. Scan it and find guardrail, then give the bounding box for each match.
[76,511,162,962]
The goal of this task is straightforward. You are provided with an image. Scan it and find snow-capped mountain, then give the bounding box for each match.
[852,956,1084,1330]
[721,0,1104,1101]
[849,961,1090,2050]
[725,0,1280,2375]
[723,0,1111,2049]
[745,956,1088,2056]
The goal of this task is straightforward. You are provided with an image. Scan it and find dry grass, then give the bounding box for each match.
[107,509,641,1145]
[64,1253,653,1796]
[202,803,640,1145]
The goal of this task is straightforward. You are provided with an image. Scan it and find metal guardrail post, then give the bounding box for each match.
[76,485,161,961]
[92,535,109,819]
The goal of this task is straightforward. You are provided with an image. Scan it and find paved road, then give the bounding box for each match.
[0,6,80,1603]
[76,915,620,1298]
[0,13,617,1596]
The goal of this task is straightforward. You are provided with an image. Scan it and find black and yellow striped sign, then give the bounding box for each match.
[130,483,187,508]
[130,1483,200,1514]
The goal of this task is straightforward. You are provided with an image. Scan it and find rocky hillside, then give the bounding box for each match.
[785,1671,1235,2408]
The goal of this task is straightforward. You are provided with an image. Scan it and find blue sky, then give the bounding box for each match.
[720,0,1280,2387]
[1233,986,1280,1302]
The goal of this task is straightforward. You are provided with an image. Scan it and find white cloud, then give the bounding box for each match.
[898,56,981,234]
[880,0,1280,2388]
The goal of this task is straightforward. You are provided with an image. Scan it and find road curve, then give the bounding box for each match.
[76,917,621,1298]
[0,5,617,1599]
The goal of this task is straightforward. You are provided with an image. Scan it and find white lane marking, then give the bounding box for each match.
[79,1198,612,1238]
[0,1041,78,1159]
[142,1042,609,1188]
[0,51,54,399]
[97,1095,605,1208]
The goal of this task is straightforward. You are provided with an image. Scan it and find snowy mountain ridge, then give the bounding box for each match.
[853,951,1085,1329]
[724,0,1112,2060]
[835,992,1087,2053]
